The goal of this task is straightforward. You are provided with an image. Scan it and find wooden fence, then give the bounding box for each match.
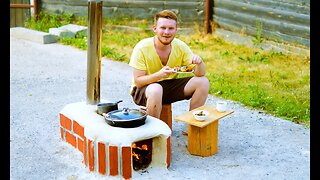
[10,0,310,48]
[213,0,310,47]
[10,0,38,27]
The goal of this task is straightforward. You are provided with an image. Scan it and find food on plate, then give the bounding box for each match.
[192,110,209,121]
[195,110,205,116]
[173,64,195,72]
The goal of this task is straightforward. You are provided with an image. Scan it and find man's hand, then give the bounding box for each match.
[189,54,203,65]
[158,66,175,78]
[189,54,206,76]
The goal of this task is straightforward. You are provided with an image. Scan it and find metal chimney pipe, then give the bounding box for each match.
[87,0,103,105]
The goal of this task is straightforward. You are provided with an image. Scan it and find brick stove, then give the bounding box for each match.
[59,102,172,179]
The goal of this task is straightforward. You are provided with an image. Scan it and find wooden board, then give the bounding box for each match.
[188,120,219,156]
[174,105,234,128]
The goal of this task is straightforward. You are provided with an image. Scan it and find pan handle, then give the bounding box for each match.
[102,112,108,117]
[102,113,115,124]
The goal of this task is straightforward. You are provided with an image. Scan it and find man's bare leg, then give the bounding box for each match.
[184,76,210,111]
[145,83,163,119]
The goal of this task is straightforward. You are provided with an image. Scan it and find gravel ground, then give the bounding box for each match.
[10,35,310,180]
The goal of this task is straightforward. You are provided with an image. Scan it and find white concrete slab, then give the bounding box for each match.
[10,27,58,44]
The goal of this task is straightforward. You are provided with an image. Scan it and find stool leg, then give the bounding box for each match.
[160,104,172,130]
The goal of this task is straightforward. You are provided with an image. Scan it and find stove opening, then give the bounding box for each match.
[132,139,152,171]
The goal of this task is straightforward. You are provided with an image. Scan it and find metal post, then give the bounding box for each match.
[87,0,103,105]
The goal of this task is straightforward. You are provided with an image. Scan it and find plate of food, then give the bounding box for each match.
[173,64,195,73]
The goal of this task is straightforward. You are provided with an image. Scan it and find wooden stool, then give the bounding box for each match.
[160,104,172,130]
[174,105,234,157]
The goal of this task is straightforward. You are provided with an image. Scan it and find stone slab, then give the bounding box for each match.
[10,27,57,44]
[58,24,88,36]
[49,28,75,38]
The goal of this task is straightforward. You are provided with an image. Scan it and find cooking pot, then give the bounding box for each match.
[97,100,123,115]
[102,107,147,128]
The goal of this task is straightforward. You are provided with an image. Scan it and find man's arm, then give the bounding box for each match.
[132,66,175,88]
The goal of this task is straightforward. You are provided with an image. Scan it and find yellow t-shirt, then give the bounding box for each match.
[129,36,193,88]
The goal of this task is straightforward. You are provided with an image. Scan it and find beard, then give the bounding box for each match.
[157,35,174,45]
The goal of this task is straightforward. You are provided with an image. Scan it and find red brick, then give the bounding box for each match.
[82,137,87,166]
[98,142,106,175]
[167,137,171,168]
[65,131,76,148]
[122,146,132,179]
[77,137,85,154]
[88,139,94,172]
[73,121,84,138]
[60,127,65,140]
[60,114,72,131]
[109,146,118,176]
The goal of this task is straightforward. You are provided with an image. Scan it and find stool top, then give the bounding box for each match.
[174,105,234,128]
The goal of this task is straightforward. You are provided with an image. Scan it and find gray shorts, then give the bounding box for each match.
[130,77,193,106]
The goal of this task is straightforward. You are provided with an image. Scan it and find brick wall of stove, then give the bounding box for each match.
[59,113,171,179]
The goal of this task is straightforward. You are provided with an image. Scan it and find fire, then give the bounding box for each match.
[142,144,148,150]
[132,142,151,171]
[132,152,139,160]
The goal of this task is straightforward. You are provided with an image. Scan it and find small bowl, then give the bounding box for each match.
[192,110,209,121]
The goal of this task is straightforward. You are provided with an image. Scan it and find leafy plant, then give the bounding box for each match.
[252,19,264,45]
[25,11,76,32]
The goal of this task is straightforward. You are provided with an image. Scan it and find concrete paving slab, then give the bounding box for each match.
[58,24,87,36]
[49,28,75,38]
[10,27,58,44]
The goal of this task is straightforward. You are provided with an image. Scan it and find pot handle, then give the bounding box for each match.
[116,100,123,104]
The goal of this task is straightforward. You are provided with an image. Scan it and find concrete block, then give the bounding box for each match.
[49,28,75,38]
[10,27,57,44]
[59,24,88,36]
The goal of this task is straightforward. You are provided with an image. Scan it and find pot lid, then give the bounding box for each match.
[106,108,147,121]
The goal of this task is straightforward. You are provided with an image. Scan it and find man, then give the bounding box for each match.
[129,9,209,119]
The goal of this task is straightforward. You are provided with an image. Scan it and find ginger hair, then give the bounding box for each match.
[154,10,178,25]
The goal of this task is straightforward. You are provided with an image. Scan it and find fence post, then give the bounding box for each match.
[205,0,213,34]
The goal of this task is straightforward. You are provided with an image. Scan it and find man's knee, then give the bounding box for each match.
[201,76,210,87]
[146,83,163,99]
[195,76,210,91]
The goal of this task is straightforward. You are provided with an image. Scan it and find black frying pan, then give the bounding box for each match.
[102,108,147,128]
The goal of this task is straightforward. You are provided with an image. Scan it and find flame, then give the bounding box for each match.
[131,142,151,171]
[142,144,148,150]
[132,152,139,160]
[132,143,148,160]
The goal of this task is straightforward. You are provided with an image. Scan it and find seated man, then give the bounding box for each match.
[129,9,210,119]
